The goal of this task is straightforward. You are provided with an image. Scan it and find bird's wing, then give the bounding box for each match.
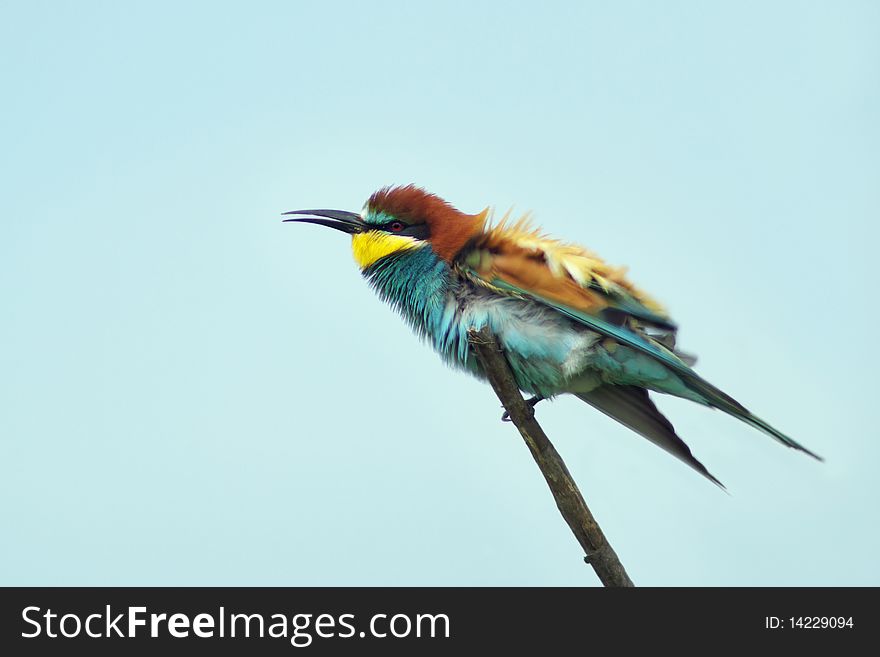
[457,217,693,374]
[458,218,822,460]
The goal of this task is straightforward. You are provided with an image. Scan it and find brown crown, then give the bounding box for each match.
[366,185,486,261]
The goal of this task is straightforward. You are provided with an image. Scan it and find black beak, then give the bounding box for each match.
[282,209,366,234]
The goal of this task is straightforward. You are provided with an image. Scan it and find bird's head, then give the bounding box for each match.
[284,185,487,269]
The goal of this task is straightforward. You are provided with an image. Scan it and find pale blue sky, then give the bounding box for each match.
[1,1,877,586]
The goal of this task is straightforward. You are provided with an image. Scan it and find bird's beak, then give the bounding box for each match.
[282,209,366,234]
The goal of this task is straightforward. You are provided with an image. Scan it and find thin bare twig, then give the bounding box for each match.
[468,327,634,587]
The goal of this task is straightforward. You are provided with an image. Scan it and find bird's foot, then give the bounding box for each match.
[501,395,545,422]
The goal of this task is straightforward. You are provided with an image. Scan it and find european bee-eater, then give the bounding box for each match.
[285,185,820,486]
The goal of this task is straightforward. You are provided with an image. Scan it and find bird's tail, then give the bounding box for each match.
[576,385,725,488]
[681,373,824,461]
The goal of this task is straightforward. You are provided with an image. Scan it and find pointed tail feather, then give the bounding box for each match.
[576,385,725,488]
[682,374,824,461]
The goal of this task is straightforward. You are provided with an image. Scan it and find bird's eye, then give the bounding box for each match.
[388,221,406,232]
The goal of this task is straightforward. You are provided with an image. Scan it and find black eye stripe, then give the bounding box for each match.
[380,221,430,240]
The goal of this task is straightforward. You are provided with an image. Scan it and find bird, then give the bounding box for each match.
[284,184,820,486]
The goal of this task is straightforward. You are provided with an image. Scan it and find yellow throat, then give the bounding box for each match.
[351,231,424,269]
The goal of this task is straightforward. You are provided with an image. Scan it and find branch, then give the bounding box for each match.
[468,327,634,587]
